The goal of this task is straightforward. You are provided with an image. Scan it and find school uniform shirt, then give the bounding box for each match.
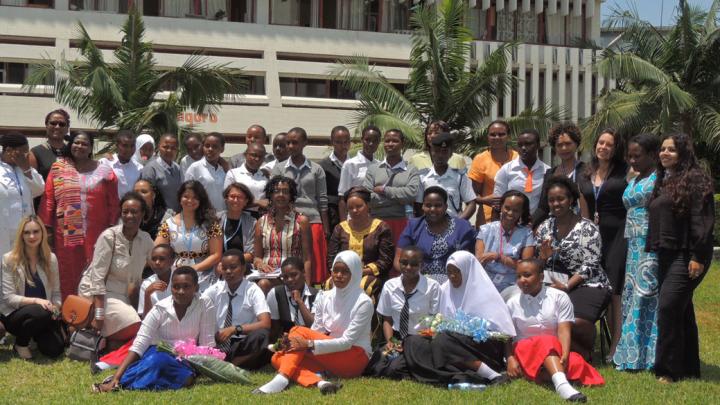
[99,154,143,198]
[224,163,268,203]
[493,157,550,213]
[137,274,172,316]
[337,152,378,196]
[202,279,270,329]
[0,162,44,255]
[180,155,201,173]
[416,167,475,217]
[505,285,575,341]
[185,157,227,211]
[140,157,184,212]
[376,275,440,335]
[266,284,318,327]
[270,157,328,224]
[363,159,420,219]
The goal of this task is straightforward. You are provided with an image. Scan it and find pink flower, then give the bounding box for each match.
[173,339,226,360]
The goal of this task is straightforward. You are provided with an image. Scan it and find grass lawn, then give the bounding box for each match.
[1,267,718,404]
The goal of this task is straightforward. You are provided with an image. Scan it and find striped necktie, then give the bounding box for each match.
[399,290,417,339]
[219,292,237,353]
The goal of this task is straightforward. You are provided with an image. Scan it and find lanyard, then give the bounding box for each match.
[498,223,515,259]
[592,165,612,224]
[179,216,197,253]
[222,215,243,251]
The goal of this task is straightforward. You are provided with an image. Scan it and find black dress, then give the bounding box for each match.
[30,143,63,211]
[577,163,628,294]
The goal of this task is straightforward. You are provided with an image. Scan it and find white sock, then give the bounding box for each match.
[476,362,501,380]
[551,372,581,400]
[317,380,332,390]
[258,374,289,394]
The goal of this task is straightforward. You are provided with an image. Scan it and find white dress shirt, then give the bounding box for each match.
[493,157,550,212]
[224,163,268,202]
[0,162,44,255]
[311,291,374,356]
[137,274,172,316]
[180,155,201,173]
[130,294,217,356]
[266,284,318,326]
[416,166,475,216]
[99,154,143,198]
[185,157,227,211]
[505,286,575,341]
[338,152,379,195]
[377,275,440,335]
[202,279,270,329]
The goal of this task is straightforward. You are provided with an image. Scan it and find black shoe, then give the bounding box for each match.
[319,381,343,395]
[488,374,510,386]
[567,393,587,402]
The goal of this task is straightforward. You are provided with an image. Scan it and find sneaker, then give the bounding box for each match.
[319,381,343,395]
[14,345,32,360]
[488,374,511,386]
[567,393,587,403]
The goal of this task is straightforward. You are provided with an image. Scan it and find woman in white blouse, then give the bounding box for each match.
[0,215,63,359]
[95,267,216,392]
[78,192,155,349]
[0,132,45,255]
[254,250,373,395]
[506,259,604,402]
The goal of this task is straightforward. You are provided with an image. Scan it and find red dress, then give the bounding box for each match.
[39,159,119,300]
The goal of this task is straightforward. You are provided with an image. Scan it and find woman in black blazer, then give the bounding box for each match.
[647,133,714,383]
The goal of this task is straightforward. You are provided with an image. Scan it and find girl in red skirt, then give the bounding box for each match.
[505,259,604,402]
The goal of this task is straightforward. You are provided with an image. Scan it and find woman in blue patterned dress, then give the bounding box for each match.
[613,134,660,370]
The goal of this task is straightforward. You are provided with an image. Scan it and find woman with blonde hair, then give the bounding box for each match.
[0,215,63,359]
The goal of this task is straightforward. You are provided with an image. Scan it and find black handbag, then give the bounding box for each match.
[67,329,105,363]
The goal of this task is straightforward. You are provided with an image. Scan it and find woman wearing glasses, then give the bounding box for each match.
[30,109,69,181]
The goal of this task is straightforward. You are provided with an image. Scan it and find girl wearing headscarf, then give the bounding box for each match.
[254,250,373,395]
[432,251,515,384]
[133,134,155,166]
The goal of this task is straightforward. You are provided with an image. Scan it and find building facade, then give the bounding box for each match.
[0,0,607,157]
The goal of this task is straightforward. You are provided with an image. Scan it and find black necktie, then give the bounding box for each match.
[399,290,417,339]
[219,292,237,353]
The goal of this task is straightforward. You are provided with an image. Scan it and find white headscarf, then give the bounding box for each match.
[439,251,516,337]
[133,134,155,165]
[321,250,369,330]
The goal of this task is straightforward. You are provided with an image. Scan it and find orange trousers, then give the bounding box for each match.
[271,326,369,387]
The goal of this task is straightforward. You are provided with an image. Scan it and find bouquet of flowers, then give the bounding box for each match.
[416,311,511,343]
[157,340,251,384]
[268,333,291,353]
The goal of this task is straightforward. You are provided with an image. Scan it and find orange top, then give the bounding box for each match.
[467,149,518,222]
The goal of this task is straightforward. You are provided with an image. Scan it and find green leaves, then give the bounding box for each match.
[330,0,533,157]
[23,6,245,144]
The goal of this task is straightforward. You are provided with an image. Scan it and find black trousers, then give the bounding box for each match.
[655,250,708,380]
[226,328,270,370]
[3,304,65,358]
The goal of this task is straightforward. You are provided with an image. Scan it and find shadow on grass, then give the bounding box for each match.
[700,361,720,383]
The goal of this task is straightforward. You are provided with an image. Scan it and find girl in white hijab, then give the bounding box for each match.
[254,250,374,395]
[132,134,155,166]
[432,251,516,385]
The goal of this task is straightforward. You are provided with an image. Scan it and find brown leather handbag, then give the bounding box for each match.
[61,294,94,329]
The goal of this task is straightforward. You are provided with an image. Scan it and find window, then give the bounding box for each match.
[387,2,413,33]
[337,0,379,31]
[0,63,28,84]
[229,0,253,22]
[270,0,312,26]
[1,0,52,6]
[320,0,337,28]
[280,77,355,99]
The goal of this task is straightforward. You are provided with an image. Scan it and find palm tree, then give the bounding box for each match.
[330,0,564,156]
[24,7,246,144]
[584,1,720,150]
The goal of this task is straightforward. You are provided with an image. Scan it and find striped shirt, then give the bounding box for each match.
[130,295,217,357]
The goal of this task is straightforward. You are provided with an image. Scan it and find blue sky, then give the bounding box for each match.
[602,0,716,26]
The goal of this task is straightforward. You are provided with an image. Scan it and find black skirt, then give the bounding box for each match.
[364,332,505,386]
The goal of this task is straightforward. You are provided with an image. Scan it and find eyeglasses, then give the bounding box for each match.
[48,121,67,127]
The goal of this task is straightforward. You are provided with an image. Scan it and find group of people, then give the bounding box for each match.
[0,109,713,399]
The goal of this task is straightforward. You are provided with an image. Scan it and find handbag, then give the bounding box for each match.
[61,231,117,328]
[61,295,94,329]
[67,329,105,362]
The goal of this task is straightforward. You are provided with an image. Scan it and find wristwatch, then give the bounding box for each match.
[235,325,244,336]
[307,340,314,350]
